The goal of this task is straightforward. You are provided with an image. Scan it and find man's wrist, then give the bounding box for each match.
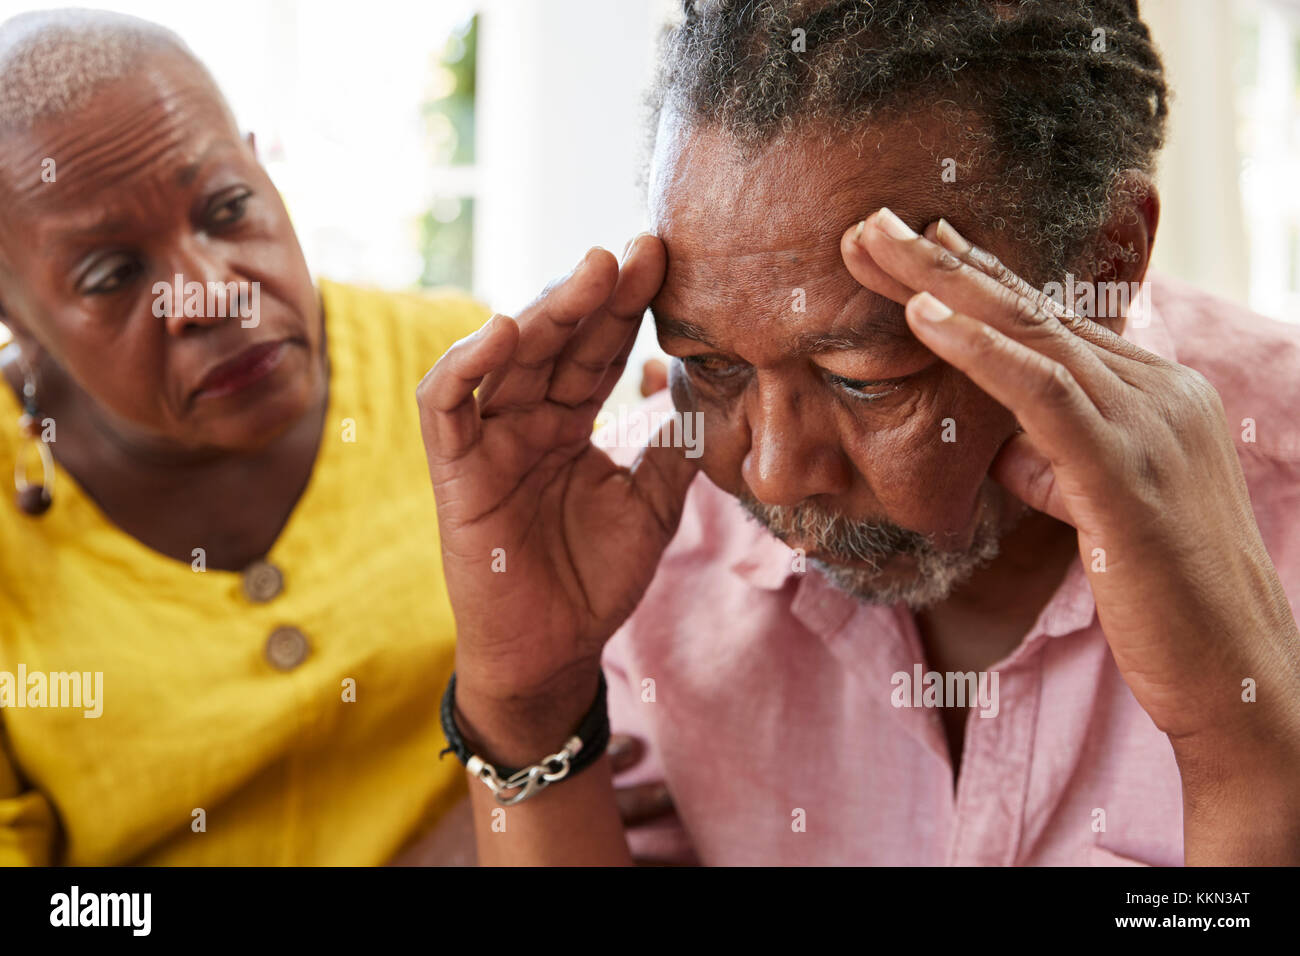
[452,663,604,769]
[1172,703,1300,863]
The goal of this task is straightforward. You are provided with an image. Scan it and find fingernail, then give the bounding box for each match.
[853,219,866,243]
[912,292,953,322]
[875,207,916,241]
[935,218,972,255]
[621,232,652,265]
[607,736,631,759]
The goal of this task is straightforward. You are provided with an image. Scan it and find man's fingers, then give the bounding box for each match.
[630,416,702,537]
[547,235,666,407]
[614,781,675,827]
[905,292,1109,474]
[926,217,1157,367]
[856,209,1136,406]
[990,431,1073,526]
[607,732,644,773]
[477,247,621,411]
[839,220,916,306]
[416,314,519,461]
[640,358,669,397]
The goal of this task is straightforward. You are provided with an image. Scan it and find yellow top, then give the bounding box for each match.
[0,280,488,865]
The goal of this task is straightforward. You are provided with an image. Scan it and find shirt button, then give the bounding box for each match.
[264,626,310,671]
[242,560,284,603]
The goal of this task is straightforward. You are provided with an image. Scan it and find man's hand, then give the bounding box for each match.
[843,208,1300,864]
[416,237,699,765]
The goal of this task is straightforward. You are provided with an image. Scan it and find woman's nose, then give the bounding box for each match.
[159,243,243,336]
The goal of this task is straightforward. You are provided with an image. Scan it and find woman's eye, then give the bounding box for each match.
[825,372,903,403]
[81,255,141,294]
[209,191,251,227]
[683,354,747,380]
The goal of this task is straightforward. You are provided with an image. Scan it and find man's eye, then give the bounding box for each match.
[209,191,251,227]
[81,255,141,294]
[825,372,903,403]
[683,354,747,380]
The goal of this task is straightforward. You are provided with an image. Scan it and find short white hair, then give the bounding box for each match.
[0,8,216,132]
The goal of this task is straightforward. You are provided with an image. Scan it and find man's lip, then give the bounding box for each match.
[193,340,289,400]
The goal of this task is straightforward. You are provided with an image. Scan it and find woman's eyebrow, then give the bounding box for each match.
[176,139,237,186]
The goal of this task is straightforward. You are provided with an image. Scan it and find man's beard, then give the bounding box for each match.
[736,493,1004,609]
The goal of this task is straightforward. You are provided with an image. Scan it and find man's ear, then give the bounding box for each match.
[1088,170,1160,330]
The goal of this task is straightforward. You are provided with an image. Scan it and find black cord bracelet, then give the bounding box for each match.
[438,671,611,781]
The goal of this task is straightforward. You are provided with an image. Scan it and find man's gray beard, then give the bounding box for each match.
[736,493,1004,610]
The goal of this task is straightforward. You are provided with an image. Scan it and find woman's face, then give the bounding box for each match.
[0,54,323,455]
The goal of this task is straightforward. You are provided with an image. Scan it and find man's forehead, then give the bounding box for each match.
[649,115,952,248]
[648,117,943,351]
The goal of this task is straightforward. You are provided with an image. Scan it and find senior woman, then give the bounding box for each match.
[0,10,497,865]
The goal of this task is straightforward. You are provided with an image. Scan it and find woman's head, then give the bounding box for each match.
[0,10,323,456]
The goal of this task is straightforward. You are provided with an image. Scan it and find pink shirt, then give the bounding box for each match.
[601,273,1300,866]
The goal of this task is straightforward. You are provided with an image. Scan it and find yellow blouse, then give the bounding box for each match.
[0,280,488,865]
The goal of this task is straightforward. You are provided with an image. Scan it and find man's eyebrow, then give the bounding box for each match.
[654,309,915,354]
[790,318,915,354]
[654,314,717,346]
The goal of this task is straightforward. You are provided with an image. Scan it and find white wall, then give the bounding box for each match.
[474,0,677,407]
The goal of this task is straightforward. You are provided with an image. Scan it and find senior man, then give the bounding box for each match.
[419,0,1300,866]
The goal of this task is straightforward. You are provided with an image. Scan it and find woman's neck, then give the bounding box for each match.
[2,341,331,571]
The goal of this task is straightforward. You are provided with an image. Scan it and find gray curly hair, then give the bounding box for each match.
[648,0,1169,281]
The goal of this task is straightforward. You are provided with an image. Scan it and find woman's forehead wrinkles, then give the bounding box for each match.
[2,69,232,205]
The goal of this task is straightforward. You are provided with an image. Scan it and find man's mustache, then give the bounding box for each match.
[736,493,930,571]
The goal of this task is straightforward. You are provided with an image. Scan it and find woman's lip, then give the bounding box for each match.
[194,341,289,400]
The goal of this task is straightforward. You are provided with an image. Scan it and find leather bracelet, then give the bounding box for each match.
[439,671,610,805]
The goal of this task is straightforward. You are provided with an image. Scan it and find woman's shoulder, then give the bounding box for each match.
[318,279,490,387]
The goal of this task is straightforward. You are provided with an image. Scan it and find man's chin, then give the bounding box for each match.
[808,539,999,610]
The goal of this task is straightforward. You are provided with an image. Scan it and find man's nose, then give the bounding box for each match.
[161,241,238,336]
[741,375,853,507]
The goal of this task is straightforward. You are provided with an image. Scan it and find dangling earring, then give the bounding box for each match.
[14,362,53,516]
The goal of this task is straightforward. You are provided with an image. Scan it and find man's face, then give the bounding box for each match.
[649,117,1028,607]
[0,53,322,454]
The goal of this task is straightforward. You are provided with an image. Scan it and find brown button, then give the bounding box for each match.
[242,560,284,603]
[264,626,310,671]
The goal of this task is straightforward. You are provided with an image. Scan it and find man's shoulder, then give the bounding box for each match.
[1149,272,1300,465]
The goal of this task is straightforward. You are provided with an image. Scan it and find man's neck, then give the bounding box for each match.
[917,508,1079,675]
